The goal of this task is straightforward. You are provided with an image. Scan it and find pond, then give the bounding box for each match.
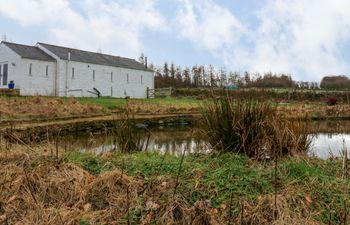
[57,120,350,159]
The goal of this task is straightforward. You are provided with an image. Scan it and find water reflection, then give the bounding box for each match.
[58,120,350,159]
[310,133,350,159]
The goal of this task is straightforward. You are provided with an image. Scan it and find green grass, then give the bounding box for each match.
[74,97,201,110]
[65,151,350,223]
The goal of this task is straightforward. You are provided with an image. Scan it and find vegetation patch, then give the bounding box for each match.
[0,147,349,224]
[201,96,310,158]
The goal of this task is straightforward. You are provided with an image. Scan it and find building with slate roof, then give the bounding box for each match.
[0,41,154,98]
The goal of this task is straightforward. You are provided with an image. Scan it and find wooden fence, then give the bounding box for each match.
[147,87,173,98]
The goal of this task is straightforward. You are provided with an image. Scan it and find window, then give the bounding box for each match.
[126,74,129,83]
[93,70,95,81]
[2,64,8,85]
[111,72,113,82]
[72,68,75,79]
[29,63,32,76]
[46,65,49,77]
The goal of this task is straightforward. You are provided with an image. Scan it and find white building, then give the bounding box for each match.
[0,41,154,98]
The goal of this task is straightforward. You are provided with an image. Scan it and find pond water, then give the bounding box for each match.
[58,121,350,159]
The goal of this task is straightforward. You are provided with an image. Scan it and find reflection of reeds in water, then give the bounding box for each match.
[111,112,150,153]
[309,120,350,134]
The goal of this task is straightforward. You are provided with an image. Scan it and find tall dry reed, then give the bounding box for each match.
[112,112,150,153]
[201,95,311,158]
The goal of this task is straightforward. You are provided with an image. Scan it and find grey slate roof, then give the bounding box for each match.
[37,42,151,72]
[2,41,55,61]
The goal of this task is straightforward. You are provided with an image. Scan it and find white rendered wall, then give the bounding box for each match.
[61,60,154,98]
[0,44,56,96]
[18,59,56,96]
[0,44,21,89]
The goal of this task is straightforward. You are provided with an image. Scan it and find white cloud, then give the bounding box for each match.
[175,0,244,53]
[175,0,350,81]
[0,0,166,57]
[245,0,350,81]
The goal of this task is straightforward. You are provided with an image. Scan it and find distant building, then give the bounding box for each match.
[0,41,154,98]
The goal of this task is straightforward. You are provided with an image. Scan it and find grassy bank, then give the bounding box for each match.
[1,146,349,224]
[67,151,349,224]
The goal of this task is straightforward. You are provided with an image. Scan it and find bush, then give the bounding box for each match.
[326,96,338,106]
[200,96,311,158]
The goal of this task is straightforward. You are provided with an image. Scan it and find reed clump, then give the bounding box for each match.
[201,95,311,158]
[112,112,150,153]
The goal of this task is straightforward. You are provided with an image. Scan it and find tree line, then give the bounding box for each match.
[139,56,349,90]
[147,61,319,89]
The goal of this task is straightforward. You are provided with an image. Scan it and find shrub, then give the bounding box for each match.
[326,96,338,106]
[200,95,311,158]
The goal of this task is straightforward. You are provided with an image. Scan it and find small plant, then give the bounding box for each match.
[326,96,338,106]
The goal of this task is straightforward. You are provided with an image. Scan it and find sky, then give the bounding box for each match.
[0,0,350,82]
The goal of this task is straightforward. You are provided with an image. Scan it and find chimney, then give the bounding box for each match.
[68,52,71,61]
[145,56,148,69]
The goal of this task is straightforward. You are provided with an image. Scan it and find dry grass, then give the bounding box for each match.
[1,148,348,225]
[0,96,104,120]
[0,150,218,225]
[237,192,322,225]
[123,101,199,115]
[278,102,350,119]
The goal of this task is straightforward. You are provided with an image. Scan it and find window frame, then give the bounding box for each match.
[45,65,49,77]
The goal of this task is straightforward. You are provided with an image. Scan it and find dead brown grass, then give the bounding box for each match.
[237,193,322,225]
[0,149,329,225]
[0,97,103,120]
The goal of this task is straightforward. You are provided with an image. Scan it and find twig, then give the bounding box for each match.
[228,191,234,225]
[343,200,349,225]
[126,185,131,225]
[23,167,39,205]
[240,200,244,225]
[172,149,186,200]
[274,146,278,220]
[342,139,348,179]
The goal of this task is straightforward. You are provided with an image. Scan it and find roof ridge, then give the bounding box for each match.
[2,41,39,48]
[37,42,138,62]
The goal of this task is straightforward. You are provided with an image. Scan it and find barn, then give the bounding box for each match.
[0,41,154,98]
